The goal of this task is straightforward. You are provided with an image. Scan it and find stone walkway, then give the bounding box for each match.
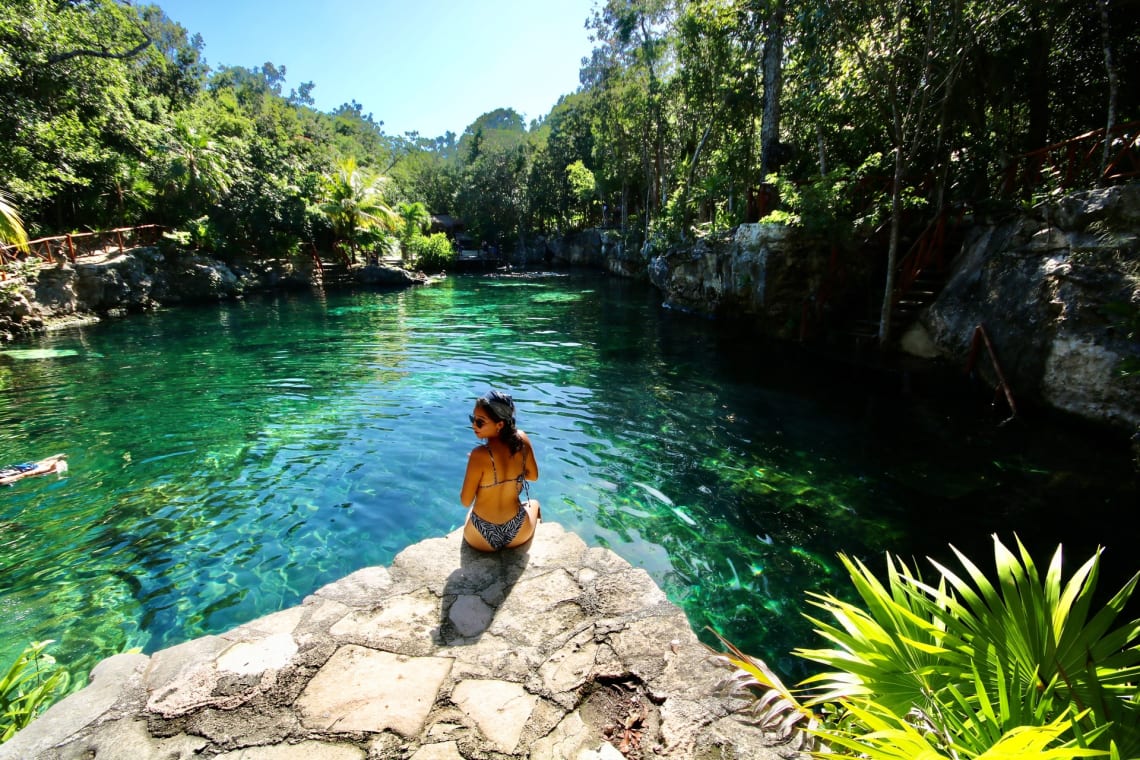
[1,523,802,760]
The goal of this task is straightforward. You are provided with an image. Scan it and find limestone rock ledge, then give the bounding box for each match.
[0,523,800,760]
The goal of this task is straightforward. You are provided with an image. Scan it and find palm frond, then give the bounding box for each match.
[704,628,818,745]
[794,553,969,715]
[0,188,30,253]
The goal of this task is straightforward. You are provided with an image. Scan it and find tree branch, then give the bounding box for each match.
[46,0,153,66]
[47,35,151,65]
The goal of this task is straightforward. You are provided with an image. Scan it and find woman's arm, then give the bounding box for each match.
[459,446,487,506]
[519,431,539,482]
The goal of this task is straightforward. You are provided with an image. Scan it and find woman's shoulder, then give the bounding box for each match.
[468,444,491,459]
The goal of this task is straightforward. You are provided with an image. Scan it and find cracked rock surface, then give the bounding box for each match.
[0,523,801,760]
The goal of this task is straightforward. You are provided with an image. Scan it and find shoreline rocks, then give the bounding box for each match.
[0,248,427,344]
[0,523,800,760]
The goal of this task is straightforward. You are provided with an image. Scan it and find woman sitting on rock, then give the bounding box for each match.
[460,391,541,551]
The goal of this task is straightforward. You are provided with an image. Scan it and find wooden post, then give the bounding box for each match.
[66,234,76,263]
[117,230,125,254]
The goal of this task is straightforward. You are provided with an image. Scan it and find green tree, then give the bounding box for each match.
[318,156,398,264]
[586,0,676,239]
[670,0,764,232]
[0,0,198,228]
[453,109,533,247]
[565,160,597,226]
[162,119,234,219]
[396,201,431,260]
[526,93,598,232]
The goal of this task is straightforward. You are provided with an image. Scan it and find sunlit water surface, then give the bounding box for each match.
[1,273,1136,684]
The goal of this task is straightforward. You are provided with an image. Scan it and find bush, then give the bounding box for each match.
[407,232,456,273]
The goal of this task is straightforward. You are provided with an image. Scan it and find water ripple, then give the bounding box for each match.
[1,275,1135,685]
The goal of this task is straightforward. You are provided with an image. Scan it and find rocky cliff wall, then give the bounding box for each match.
[0,249,424,344]
[646,224,845,340]
[909,185,1140,432]
[615,187,1138,433]
[518,230,648,279]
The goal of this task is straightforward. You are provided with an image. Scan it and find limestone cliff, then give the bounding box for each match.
[0,248,424,344]
[912,185,1140,432]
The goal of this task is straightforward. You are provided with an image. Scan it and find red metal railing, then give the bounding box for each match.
[1001,119,1140,197]
[0,225,167,277]
[965,323,1017,423]
[895,205,968,296]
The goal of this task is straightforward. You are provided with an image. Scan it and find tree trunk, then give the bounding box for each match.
[1025,5,1051,153]
[1099,0,1118,182]
[759,0,785,179]
[681,122,714,234]
[879,144,904,346]
[815,124,827,176]
[621,182,628,234]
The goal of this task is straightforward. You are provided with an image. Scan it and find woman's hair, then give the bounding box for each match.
[477,390,524,455]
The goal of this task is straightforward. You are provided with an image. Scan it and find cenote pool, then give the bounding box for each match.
[1,272,1137,685]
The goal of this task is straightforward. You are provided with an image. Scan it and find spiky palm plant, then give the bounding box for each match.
[0,188,29,255]
[165,120,234,216]
[319,157,398,264]
[713,535,1139,759]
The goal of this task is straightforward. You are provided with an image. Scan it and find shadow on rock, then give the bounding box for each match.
[437,535,531,644]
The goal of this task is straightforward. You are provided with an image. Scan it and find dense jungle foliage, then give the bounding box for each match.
[1,0,1136,272]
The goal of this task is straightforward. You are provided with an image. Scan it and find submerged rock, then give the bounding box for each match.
[0,523,798,760]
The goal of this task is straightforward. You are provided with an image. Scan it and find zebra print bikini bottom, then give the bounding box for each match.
[469,504,528,550]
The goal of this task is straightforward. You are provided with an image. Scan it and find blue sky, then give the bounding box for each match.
[157,0,599,138]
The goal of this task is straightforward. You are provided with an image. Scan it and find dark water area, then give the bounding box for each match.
[1,272,1136,685]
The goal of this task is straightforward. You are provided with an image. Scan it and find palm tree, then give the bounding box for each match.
[318,157,398,264]
[165,120,233,217]
[0,188,30,257]
[396,201,432,262]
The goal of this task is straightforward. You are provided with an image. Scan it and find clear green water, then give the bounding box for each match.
[1,272,1136,684]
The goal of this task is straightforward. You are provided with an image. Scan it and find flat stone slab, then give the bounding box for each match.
[297,646,453,737]
[3,522,802,759]
[451,679,538,753]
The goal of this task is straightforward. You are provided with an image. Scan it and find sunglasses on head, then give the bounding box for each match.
[469,414,491,429]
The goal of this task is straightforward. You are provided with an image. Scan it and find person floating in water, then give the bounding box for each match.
[0,454,68,486]
[460,391,541,551]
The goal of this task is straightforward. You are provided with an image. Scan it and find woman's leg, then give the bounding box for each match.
[506,499,541,548]
[462,511,497,552]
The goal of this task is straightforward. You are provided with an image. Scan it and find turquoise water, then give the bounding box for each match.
[1,272,1136,684]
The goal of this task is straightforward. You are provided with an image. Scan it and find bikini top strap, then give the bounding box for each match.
[487,445,499,484]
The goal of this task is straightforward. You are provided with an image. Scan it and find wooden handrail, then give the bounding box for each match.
[1,225,167,276]
[965,323,1017,423]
